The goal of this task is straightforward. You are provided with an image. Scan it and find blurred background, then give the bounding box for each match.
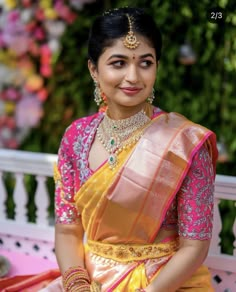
[0,0,235,252]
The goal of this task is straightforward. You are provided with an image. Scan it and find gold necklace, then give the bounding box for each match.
[97,109,151,169]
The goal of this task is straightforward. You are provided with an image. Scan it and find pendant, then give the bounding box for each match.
[108,154,117,169]
[107,137,120,153]
[109,137,116,147]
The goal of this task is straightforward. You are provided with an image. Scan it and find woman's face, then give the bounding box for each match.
[88,35,158,114]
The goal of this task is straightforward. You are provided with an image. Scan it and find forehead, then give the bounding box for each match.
[100,35,156,60]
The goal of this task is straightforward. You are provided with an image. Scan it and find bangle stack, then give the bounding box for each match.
[63,266,91,292]
[90,281,102,292]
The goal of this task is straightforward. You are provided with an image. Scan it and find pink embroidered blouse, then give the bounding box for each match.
[55,108,215,240]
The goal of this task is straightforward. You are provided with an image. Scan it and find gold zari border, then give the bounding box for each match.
[86,239,179,263]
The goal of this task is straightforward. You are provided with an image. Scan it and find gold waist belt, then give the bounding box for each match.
[86,238,179,263]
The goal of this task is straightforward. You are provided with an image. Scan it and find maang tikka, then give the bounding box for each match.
[123,14,140,49]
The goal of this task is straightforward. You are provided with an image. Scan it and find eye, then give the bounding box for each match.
[110,60,126,68]
[140,60,154,68]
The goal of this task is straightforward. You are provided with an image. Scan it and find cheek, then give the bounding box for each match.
[147,69,157,85]
[100,71,122,86]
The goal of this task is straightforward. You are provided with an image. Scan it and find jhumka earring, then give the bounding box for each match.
[94,81,103,106]
[146,88,155,104]
[123,14,140,49]
[94,81,107,107]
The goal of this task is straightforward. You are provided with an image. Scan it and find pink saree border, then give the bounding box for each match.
[152,130,216,242]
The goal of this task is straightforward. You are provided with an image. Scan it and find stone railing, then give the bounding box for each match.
[0,149,235,291]
[0,149,57,261]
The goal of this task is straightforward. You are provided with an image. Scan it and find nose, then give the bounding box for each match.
[125,64,139,84]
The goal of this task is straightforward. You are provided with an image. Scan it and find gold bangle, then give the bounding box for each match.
[90,281,102,292]
[63,266,90,291]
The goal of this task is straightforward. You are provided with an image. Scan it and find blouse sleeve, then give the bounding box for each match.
[54,123,81,224]
[177,144,215,240]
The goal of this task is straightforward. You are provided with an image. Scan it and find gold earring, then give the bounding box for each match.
[94,81,103,106]
[94,81,107,107]
[146,88,155,104]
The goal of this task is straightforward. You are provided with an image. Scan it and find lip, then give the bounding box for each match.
[120,87,142,96]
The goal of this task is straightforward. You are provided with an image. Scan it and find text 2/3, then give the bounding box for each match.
[211,12,222,20]
[207,7,225,23]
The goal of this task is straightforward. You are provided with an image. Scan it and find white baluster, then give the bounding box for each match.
[0,171,8,220]
[14,173,28,222]
[210,197,222,254]
[233,202,236,256]
[35,175,49,225]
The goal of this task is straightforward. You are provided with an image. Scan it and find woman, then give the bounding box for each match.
[51,7,218,292]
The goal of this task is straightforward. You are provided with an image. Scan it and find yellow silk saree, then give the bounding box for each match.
[73,112,218,291]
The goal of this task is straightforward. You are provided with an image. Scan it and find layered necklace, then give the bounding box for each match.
[97,109,151,169]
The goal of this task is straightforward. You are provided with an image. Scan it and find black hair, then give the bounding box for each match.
[88,7,162,65]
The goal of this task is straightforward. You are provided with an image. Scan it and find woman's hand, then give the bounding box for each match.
[141,237,211,292]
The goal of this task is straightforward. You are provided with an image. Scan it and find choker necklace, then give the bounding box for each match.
[97,109,151,169]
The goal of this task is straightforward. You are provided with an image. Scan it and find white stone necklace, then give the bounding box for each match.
[97,109,151,169]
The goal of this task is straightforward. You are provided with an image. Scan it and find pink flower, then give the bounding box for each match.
[22,0,33,8]
[40,44,51,56]
[9,35,30,55]
[6,117,16,129]
[54,1,77,23]
[0,116,7,127]
[28,41,40,56]
[35,8,45,21]
[34,27,46,41]
[25,20,37,33]
[6,138,19,149]
[0,90,7,100]
[40,45,52,64]
[40,65,52,77]
[0,32,4,47]
[5,88,20,101]
[7,10,21,22]
[15,95,43,128]
[37,88,48,102]
[41,54,51,65]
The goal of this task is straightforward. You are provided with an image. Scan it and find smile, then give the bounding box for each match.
[120,87,142,96]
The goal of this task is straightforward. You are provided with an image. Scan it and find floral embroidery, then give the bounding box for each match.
[55,113,103,224]
[87,238,178,263]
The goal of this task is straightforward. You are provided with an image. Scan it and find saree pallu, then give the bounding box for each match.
[74,112,217,291]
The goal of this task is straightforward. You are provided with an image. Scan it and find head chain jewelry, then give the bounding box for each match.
[123,14,140,49]
[103,8,120,16]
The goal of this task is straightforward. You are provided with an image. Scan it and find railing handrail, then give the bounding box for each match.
[0,149,58,176]
[1,148,236,187]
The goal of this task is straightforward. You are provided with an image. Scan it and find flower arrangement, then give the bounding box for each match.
[0,0,94,148]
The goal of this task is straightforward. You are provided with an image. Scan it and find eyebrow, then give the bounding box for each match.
[107,53,155,60]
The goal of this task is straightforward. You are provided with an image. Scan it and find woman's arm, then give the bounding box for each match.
[146,237,210,292]
[55,221,85,274]
[146,144,215,291]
